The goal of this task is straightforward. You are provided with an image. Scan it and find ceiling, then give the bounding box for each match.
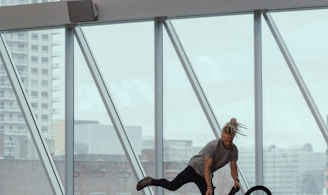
[0,0,328,31]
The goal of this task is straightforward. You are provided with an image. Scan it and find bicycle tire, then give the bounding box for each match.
[244,185,272,195]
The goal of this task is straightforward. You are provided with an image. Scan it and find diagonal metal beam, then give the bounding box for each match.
[163,19,221,137]
[263,12,328,144]
[0,34,64,194]
[73,26,154,195]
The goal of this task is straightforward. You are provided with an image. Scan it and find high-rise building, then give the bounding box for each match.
[0,24,59,159]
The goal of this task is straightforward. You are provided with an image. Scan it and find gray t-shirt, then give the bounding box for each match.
[188,138,238,177]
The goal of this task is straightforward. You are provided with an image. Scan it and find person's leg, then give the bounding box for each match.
[151,166,195,190]
[190,171,215,195]
[137,165,213,195]
[190,171,207,195]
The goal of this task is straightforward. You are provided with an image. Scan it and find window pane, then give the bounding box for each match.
[171,14,255,191]
[263,10,326,195]
[74,22,154,194]
[1,28,65,194]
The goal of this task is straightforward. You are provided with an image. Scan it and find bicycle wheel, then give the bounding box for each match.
[245,185,272,195]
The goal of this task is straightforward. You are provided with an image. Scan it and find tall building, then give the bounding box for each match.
[0,27,59,159]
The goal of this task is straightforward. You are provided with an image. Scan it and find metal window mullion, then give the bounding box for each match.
[73,26,153,195]
[254,11,264,188]
[263,12,328,144]
[0,34,64,194]
[65,26,75,195]
[163,19,221,138]
[155,18,164,195]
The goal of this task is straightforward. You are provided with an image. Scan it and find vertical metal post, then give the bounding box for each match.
[154,17,164,195]
[65,26,75,195]
[254,10,264,192]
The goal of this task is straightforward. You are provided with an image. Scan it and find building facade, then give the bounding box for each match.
[0,29,59,159]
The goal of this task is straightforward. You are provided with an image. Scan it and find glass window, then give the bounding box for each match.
[31,91,38,98]
[77,21,154,194]
[41,103,48,109]
[31,102,38,109]
[41,80,48,87]
[31,56,38,64]
[41,68,48,76]
[31,33,38,40]
[41,114,48,122]
[171,14,255,190]
[41,91,48,98]
[31,79,38,87]
[2,28,65,194]
[41,57,48,64]
[41,45,48,53]
[262,10,327,194]
[31,45,38,52]
[41,126,48,132]
[0,2,327,194]
[41,34,49,41]
[31,67,38,75]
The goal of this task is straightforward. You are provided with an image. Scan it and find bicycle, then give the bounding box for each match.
[228,185,272,195]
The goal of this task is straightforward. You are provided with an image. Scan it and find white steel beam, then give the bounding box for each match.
[254,10,264,189]
[154,18,164,195]
[0,0,328,31]
[65,27,75,195]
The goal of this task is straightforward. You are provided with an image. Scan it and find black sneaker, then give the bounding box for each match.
[136,176,153,191]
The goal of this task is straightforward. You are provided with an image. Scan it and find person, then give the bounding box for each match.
[136,117,246,195]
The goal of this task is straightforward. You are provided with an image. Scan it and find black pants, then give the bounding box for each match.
[151,166,214,195]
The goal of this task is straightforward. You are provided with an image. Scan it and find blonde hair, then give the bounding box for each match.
[222,117,246,136]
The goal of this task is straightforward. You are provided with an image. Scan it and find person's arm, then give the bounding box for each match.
[204,155,214,195]
[230,160,240,189]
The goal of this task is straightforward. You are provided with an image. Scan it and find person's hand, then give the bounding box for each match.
[234,179,240,189]
[228,186,239,195]
[205,188,213,195]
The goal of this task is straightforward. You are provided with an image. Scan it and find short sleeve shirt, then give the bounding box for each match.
[188,138,238,177]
